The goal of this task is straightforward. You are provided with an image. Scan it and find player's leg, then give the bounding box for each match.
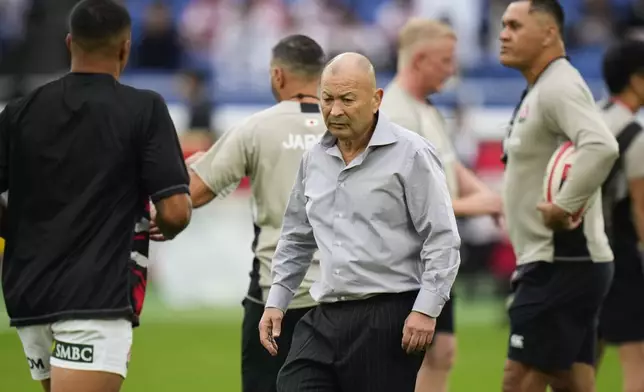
[276,307,338,392]
[561,263,614,392]
[242,298,280,392]
[503,262,602,392]
[595,271,619,374]
[415,296,456,392]
[242,298,313,392]
[16,324,54,391]
[503,359,548,392]
[618,342,644,392]
[415,333,455,392]
[49,319,132,392]
[550,316,599,392]
[510,262,611,392]
[503,263,555,392]
[596,270,644,391]
[504,330,595,392]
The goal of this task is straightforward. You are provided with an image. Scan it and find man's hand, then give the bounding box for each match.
[480,192,504,216]
[149,203,167,242]
[401,311,436,354]
[537,202,581,231]
[259,307,284,356]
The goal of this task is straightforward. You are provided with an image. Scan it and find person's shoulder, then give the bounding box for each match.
[247,102,292,124]
[381,83,415,113]
[0,82,53,121]
[1,95,29,115]
[227,103,287,137]
[117,85,167,106]
[539,60,593,101]
[387,117,437,154]
[598,100,635,135]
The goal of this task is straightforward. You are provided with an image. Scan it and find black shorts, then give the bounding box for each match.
[599,257,644,344]
[507,261,613,372]
[241,298,314,392]
[435,293,454,334]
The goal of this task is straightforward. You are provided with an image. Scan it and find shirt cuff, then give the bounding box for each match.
[412,289,447,318]
[265,284,295,312]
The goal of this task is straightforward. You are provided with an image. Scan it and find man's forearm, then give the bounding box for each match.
[265,242,315,311]
[452,193,492,217]
[452,162,499,217]
[188,169,217,208]
[555,141,618,213]
[413,230,461,318]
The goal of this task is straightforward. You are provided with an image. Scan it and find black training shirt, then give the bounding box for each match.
[0,72,189,327]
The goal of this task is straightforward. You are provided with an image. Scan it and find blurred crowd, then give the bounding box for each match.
[2,0,644,80]
[116,0,644,83]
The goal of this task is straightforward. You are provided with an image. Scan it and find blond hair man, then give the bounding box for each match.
[381,18,503,392]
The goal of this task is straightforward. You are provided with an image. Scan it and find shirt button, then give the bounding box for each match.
[340,296,347,301]
[334,269,340,275]
[339,183,345,188]
[335,241,341,246]
[337,213,342,218]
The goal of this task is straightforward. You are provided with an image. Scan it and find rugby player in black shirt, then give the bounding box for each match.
[0,1,192,391]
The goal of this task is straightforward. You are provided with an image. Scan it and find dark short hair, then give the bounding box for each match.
[603,39,644,95]
[68,0,132,52]
[520,0,565,34]
[272,35,325,79]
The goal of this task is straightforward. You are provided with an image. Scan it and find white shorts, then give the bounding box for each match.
[16,318,133,381]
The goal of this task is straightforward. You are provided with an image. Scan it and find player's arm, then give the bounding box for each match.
[265,154,317,312]
[451,161,502,217]
[388,110,501,216]
[403,146,461,318]
[541,82,619,214]
[140,94,192,240]
[188,123,253,208]
[625,134,644,248]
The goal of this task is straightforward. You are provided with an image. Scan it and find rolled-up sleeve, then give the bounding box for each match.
[265,153,318,312]
[403,147,461,318]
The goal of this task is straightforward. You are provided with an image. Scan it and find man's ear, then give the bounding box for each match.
[373,88,384,114]
[65,34,73,51]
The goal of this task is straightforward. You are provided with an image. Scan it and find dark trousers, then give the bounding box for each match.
[276,291,423,392]
[242,299,315,392]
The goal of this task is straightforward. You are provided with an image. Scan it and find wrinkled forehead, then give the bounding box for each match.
[320,73,369,96]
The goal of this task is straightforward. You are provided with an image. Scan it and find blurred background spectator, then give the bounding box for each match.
[132,0,183,69]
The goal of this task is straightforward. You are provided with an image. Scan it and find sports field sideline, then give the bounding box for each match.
[0,290,622,391]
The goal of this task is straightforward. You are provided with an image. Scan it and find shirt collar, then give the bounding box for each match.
[320,111,398,149]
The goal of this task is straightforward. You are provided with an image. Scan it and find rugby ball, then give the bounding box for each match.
[543,141,597,220]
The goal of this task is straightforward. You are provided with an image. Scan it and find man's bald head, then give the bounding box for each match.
[322,52,376,90]
[319,52,383,142]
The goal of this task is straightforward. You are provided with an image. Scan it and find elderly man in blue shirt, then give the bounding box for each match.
[259,52,461,392]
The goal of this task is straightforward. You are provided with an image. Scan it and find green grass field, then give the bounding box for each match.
[0,290,623,391]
